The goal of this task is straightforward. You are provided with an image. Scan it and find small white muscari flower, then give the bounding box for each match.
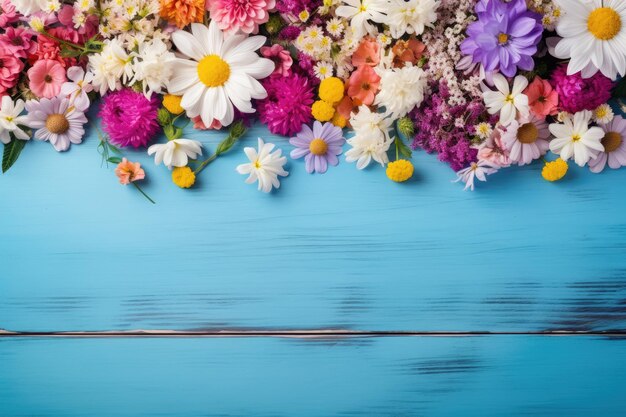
[593,104,614,125]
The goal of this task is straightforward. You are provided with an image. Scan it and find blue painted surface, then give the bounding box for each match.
[1,121,626,332]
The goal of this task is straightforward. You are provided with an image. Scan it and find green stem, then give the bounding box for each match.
[132,182,156,204]
[395,137,399,161]
[194,154,217,175]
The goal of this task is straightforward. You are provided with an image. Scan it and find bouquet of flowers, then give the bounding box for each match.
[0,0,625,200]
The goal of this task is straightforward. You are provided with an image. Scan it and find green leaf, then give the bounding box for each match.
[2,139,26,173]
[215,121,247,156]
[107,156,122,164]
[108,143,122,155]
[396,137,413,159]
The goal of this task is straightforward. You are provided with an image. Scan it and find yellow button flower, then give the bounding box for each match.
[172,166,196,188]
[319,77,345,104]
[311,100,335,122]
[386,160,414,182]
[162,94,184,115]
[542,158,568,182]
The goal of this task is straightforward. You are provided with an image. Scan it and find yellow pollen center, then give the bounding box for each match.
[5,116,13,122]
[572,134,582,142]
[197,55,230,88]
[587,7,622,40]
[602,131,623,153]
[517,123,539,144]
[498,33,509,44]
[254,159,262,169]
[505,94,514,103]
[359,5,366,12]
[309,138,328,155]
[46,113,69,134]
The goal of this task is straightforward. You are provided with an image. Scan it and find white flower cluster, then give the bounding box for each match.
[98,0,170,48]
[527,0,561,30]
[295,26,333,62]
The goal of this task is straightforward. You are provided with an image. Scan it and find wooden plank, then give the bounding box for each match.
[2,124,626,332]
[1,335,625,416]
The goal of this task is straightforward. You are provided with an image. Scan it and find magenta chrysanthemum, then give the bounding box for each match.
[551,64,614,114]
[207,0,275,34]
[99,89,160,148]
[257,74,314,136]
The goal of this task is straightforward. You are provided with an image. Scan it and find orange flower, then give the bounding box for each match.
[159,0,204,28]
[347,65,380,106]
[392,38,426,68]
[352,38,380,67]
[115,158,146,185]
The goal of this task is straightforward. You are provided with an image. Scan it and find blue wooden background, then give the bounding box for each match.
[1,118,626,415]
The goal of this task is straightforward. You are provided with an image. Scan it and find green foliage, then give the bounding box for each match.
[395,136,413,160]
[2,138,26,173]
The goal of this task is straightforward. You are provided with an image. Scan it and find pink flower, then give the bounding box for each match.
[524,76,558,118]
[0,0,19,28]
[260,44,292,78]
[192,115,222,130]
[27,59,67,98]
[347,65,380,106]
[352,38,380,68]
[551,64,613,114]
[115,158,146,185]
[476,129,511,168]
[589,116,626,173]
[0,49,24,95]
[207,0,275,34]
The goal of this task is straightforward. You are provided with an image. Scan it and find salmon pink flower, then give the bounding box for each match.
[115,158,146,185]
[352,38,380,67]
[28,59,67,99]
[347,65,380,106]
[524,76,558,118]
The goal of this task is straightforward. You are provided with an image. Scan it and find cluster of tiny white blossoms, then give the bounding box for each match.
[295,26,333,62]
[98,0,169,48]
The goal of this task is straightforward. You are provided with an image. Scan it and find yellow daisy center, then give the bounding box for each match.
[309,138,328,155]
[572,134,581,142]
[46,113,69,134]
[505,94,514,103]
[602,131,623,153]
[197,55,230,88]
[254,159,262,169]
[498,33,509,44]
[517,122,539,144]
[587,7,622,40]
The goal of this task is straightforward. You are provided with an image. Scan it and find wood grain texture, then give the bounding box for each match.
[1,336,625,416]
[2,122,626,332]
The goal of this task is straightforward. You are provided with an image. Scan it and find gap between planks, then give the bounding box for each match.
[1,329,625,338]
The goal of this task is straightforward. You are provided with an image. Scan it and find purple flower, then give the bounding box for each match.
[99,88,160,148]
[551,64,614,114]
[26,97,88,152]
[289,121,345,174]
[461,0,543,77]
[258,74,314,136]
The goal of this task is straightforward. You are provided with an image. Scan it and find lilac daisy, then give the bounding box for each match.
[461,0,543,77]
[588,116,626,173]
[26,97,87,152]
[289,121,345,174]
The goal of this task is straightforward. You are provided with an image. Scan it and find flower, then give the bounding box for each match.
[207,0,275,34]
[147,138,203,169]
[336,0,388,39]
[27,59,66,99]
[260,44,293,78]
[345,106,393,169]
[552,0,626,79]
[374,64,426,119]
[258,73,314,136]
[352,37,380,67]
[88,39,133,96]
[313,61,333,80]
[172,166,196,188]
[289,121,345,174]
[10,0,45,16]
[163,95,184,115]
[347,65,380,106]
[386,159,413,182]
[60,66,94,111]
[481,74,529,126]
[542,158,568,182]
[327,17,345,37]
[319,77,345,104]
[167,22,274,127]
[0,27,35,59]
[159,0,204,28]
[100,89,161,148]
[387,0,439,38]
[131,38,177,98]
[593,104,615,125]
[0,96,30,144]
[454,160,498,191]
[0,48,24,95]
[115,158,146,185]
[461,0,543,77]
[26,96,88,152]
[551,64,613,113]
[0,0,20,28]
[311,100,335,122]
[549,110,605,166]
[391,38,426,68]
[475,122,492,140]
[476,128,511,168]
[524,76,558,118]
[236,137,288,192]
[501,114,550,165]
[588,115,626,173]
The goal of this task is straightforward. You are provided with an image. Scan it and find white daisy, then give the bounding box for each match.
[481,74,530,126]
[549,110,605,166]
[314,61,334,80]
[553,0,626,79]
[147,139,203,169]
[501,114,551,166]
[474,122,493,140]
[593,103,615,124]
[0,96,30,144]
[386,0,439,38]
[236,138,288,193]
[454,160,498,191]
[589,115,626,172]
[374,64,427,119]
[336,0,388,39]
[326,17,345,37]
[167,22,274,127]
[345,106,393,169]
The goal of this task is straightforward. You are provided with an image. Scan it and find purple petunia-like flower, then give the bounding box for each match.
[258,74,314,136]
[289,121,345,174]
[99,88,160,148]
[461,0,543,77]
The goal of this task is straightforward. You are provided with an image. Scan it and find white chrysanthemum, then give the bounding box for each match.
[9,0,46,16]
[336,0,388,39]
[552,0,626,79]
[475,122,492,140]
[481,74,529,126]
[593,103,614,124]
[88,39,133,96]
[236,138,288,193]
[147,139,203,169]
[374,64,427,119]
[549,110,605,166]
[167,22,274,127]
[0,96,30,144]
[131,39,176,98]
[387,0,439,38]
[326,17,345,37]
[345,106,394,169]
[314,62,334,80]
